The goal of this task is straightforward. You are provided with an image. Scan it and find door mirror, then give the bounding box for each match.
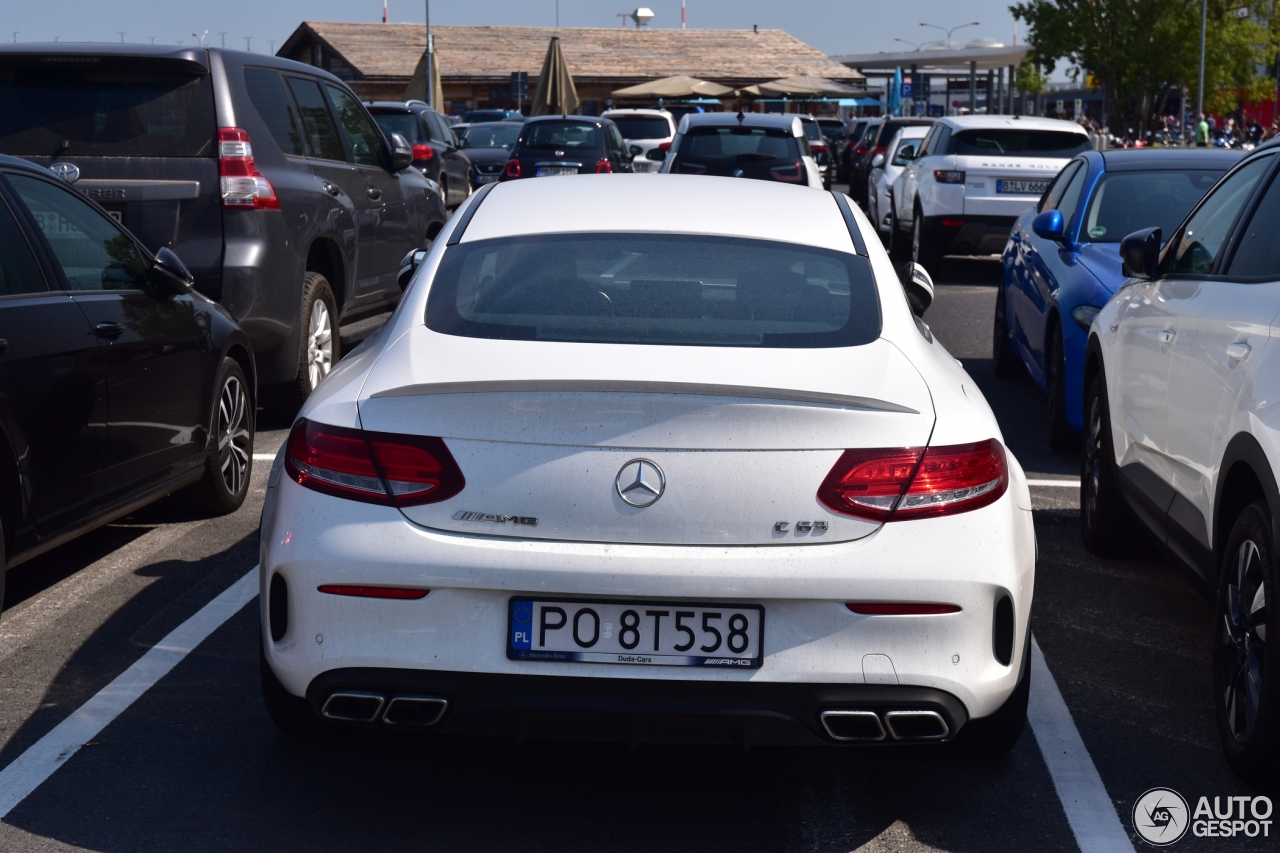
[148,247,193,294]
[871,153,885,169]
[456,136,469,149]
[629,144,643,158]
[901,262,934,317]
[398,247,429,291]
[1032,209,1065,242]
[897,145,916,162]
[1120,227,1162,279]
[388,132,415,171]
[646,147,667,161]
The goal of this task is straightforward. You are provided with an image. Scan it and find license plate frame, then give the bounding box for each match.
[508,596,765,668]
[476,174,500,183]
[996,179,1050,195]
[535,166,578,177]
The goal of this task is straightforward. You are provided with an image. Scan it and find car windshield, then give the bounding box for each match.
[674,127,803,180]
[460,124,521,149]
[426,233,880,349]
[609,116,671,139]
[1081,169,1226,242]
[519,121,602,150]
[0,63,215,157]
[802,121,823,141]
[948,129,1090,158]
[370,112,421,144]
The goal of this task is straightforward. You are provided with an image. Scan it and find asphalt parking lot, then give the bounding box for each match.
[0,240,1274,851]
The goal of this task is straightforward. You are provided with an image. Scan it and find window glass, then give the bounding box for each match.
[521,121,603,150]
[370,111,423,145]
[459,124,521,149]
[916,126,939,158]
[1039,162,1081,213]
[243,68,305,157]
[675,127,802,180]
[285,77,345,162]
[0,63,215,157]
[1226,171,1280,277]
[891,136,923,166]
[1055,164,1089,226]
[1081,170,1225,243]
[608,124,626,153]
[0,193,46,296]
[9,173,148,291]
[948,129,1090,158]
[426,234,880,349]
[431,112,457,146]
[1171,155,1273,274]
[325,84,387,168]
[610,116,672,139]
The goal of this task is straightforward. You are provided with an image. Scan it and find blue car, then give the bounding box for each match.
[995,148,1242,447]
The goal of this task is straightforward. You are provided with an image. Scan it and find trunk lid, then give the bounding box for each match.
[957,154,1070,217]
[357,330,935,545]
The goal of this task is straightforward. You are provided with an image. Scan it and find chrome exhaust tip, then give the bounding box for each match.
[321,691,385,722]
[382,695,449,727]
[884,710,949,740]
[819,710,886,741]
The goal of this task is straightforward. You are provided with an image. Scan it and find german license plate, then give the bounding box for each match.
[477,174,500,183]
[535,166,578,177]
[997,179,1049,194]
[508,598,764,668]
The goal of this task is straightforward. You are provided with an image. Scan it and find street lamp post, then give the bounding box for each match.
[893,38,922,50]
[919,21,980,43]
[1197,0,1206,121]
[425,0,433,110]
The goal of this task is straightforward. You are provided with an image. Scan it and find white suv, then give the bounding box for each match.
[890,116,1091,268]
[601,108,676,173]
[1084,144,1280,784]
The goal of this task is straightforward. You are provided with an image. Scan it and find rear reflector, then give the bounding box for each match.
[941,218,965,228]
[818,439,1007,522]
[218,127,280,210]
[319,585,429,600]
[846,603,961,615]
[285,418,465,507]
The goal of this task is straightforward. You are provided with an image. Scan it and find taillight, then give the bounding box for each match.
[658,141,671,151]
[817,440,1007,522]
[319,585,429,600]
[770,161,805,183]
[218,127,280,210]
[811,143,829,155]
[504,158,522,179]
[284,419,465,507]
[595,158,613,174]
[676,160,706,175]
[411,143,435,161]
[934,170,966,184]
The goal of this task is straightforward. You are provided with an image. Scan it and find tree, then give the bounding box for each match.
[1009,0,1279,135]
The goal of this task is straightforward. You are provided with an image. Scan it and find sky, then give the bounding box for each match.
[4,1,1029,58]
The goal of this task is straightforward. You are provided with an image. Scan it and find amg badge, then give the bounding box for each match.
[452,511,538,526]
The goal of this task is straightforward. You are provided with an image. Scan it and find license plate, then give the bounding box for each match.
[508,597,764,668]
[476,174,500,183]
[997,179,1049,194]
[535,166,578,177]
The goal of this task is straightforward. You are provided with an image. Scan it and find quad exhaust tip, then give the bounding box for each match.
[820,709,949,742]
[320,691,449,727]
[322,691,385,723]
[382,695,448,727]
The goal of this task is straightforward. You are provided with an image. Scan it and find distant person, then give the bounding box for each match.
[1196,113,1210,147]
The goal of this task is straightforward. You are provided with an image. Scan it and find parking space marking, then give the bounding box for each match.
[1027,479,1079,488]
[1028,635,1134,853]
[253,453,277,461]
[0,567,259,819]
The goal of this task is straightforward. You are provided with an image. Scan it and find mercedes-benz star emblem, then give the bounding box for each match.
[50,162,80,184]
[615,459,665,508]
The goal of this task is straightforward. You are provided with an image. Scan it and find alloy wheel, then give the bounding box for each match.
[217,375,251,496]
[306,300,333,390]
[1083,396,1104,527]
[912,212,922,265]
[1222,537,1268,741]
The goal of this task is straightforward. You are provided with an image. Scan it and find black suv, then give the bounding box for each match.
[0,44,447,411]
[367,101,474,209]
[499,116,634,180]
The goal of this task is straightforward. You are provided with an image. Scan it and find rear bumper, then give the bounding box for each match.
[922,215,1017,257]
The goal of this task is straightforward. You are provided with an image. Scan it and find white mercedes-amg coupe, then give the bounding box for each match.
[258,175,1037,753]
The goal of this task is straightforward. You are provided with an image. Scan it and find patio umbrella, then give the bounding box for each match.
[401,46,444,109]
[530,36,580,116]
[755,76,864,97]
[888,67,902,117]
[612,75,733,99]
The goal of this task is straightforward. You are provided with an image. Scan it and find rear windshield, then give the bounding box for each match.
[426,234,880,349]
[609,116,672,140]
[0,64,215,157]
[370,111,422,145]
[802,121,822,141]
[1081,170,1224,242]
[460,124,521,149]
[674,127,803,180]
[519,121,602,150]
[948,129,1090,158]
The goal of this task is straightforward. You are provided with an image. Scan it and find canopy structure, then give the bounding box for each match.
[530,36,580,116]
[402,47,444,108]
[754,75,864,97]
[612,75,734,99]
[887,67,902,116]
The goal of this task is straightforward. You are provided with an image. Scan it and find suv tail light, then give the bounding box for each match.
[817,440,1007,522]
[218,128,280,210]
[811,142,829,155]
[285,419,465,507]
[411,143,435,161]
[595,158,613,174]
[934,170,966,184]
[770,161,805,182]
[504,158,522,179]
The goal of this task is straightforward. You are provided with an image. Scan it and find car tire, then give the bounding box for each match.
[1081,374,1137,556]
[954,635,1029,757]
[1046,324,1076,450]
[263,272,339,421]
[992,288,1022,378]
[1214,500,1279,784]
[911,208,941,273]
[888,209,911,262]
[260,637,321,737]
[181,357,254,515]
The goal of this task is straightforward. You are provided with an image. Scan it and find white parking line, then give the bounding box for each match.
[1026,479,1079,487]
[253,453,277,461]
[1027,635,1134,852]
[0,567,259,819]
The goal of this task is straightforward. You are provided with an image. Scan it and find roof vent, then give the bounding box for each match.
[631,7,655,28]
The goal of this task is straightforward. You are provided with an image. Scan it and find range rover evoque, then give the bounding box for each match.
[0,44,448,412]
